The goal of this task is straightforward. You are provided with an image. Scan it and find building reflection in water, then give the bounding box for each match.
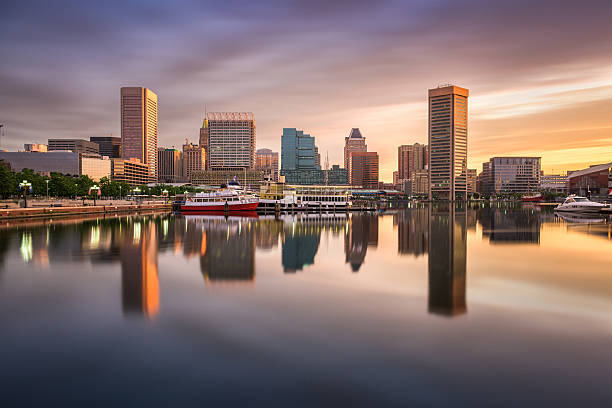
[344,213,378,272]
[428,203,467,317]
[120,219,160,318]
[282,214,347,273]
[478,204,541,244]
[394,206,429,257]
[195,215,257,283]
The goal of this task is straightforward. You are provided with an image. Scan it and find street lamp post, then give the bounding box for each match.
[89,185,101,206]
[46,179,49,202]
[162,189,168,204]
[19,180,32,208]
[119,185,122,201]
[133,187,141,203]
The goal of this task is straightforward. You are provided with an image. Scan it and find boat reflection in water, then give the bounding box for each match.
[428,203,467,317]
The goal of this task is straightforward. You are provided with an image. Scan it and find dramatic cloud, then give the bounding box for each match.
[1,0,612,179]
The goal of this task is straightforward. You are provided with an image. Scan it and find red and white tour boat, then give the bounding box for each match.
[181,189,259,212]
[521,193,544,202]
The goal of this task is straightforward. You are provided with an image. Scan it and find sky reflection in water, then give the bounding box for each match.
[0,204,611,407]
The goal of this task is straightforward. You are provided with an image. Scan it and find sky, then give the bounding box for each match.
[2,0,612,181]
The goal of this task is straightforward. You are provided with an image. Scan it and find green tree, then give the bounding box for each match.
[0,164,17,198]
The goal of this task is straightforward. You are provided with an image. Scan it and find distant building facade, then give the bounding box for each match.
[281,128,323,185]
[567,163,612,196]
[255,148,279,181]
[540,174,568,194]
[344,128,367,183]
[398,143,428,180]
[191,169,264,188]
[350,152,379,188]
[48,139,100,155]
[80,154,111,181]
[182,141,205,182]
[120,87,158,180]
[479,157,541,196]
[23,143,47,152]
[157,148,183,183]
[90,136,122,158]
[0,151,110,180]
[467,168,477,194]
[428,85,469,200]
[325,165,349,185]
[200,112,255,171]
[111,158,150,185]
[411,170,429,195]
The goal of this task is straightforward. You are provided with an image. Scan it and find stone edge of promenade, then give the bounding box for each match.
[0,204,173,220]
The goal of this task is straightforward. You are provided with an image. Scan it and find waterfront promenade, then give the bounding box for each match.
[0,201,172,220]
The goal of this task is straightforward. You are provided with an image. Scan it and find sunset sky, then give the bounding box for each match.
[2,0,612,181]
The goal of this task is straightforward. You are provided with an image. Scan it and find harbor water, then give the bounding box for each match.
[0,203,611,407]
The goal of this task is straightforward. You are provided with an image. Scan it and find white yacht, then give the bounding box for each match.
[554,195,605,213]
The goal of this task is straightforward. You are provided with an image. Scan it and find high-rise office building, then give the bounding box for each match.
[90,136,122,158]
[48,139,100,155]
[479,157,541,196]
[255,148,279,181]
[428,85,469,200]
[157,148,183,183]
[344,128,367,182]
[121,87,158,180]
[281,128,323,184]
[201,112,255,171]
[182,141,206,182]
[349,151,379,188]
[398,143,428,180]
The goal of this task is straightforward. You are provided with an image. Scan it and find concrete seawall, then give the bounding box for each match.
[0,203,172,220]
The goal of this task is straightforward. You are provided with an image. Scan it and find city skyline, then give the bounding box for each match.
[2,1,612,181]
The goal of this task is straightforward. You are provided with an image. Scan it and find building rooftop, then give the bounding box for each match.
[567,162,612,179]
[348,128,363,139]
[205,112,254,121]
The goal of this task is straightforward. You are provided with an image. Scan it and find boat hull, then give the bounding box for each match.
[522,196,543,202]
[554,205,604,213]
[181,201,259,212]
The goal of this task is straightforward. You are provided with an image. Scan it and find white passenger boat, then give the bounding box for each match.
[554,195,605,213]
[289,185,351,210]
[181,189,259,212]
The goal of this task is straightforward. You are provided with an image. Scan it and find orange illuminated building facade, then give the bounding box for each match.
[121,87,158,181]
[350,151,379,188]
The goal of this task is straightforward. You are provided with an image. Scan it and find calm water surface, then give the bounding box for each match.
[1,204,611,407]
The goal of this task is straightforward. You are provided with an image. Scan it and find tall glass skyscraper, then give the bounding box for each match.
[428,85,469,200]
[280,128,322,184]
